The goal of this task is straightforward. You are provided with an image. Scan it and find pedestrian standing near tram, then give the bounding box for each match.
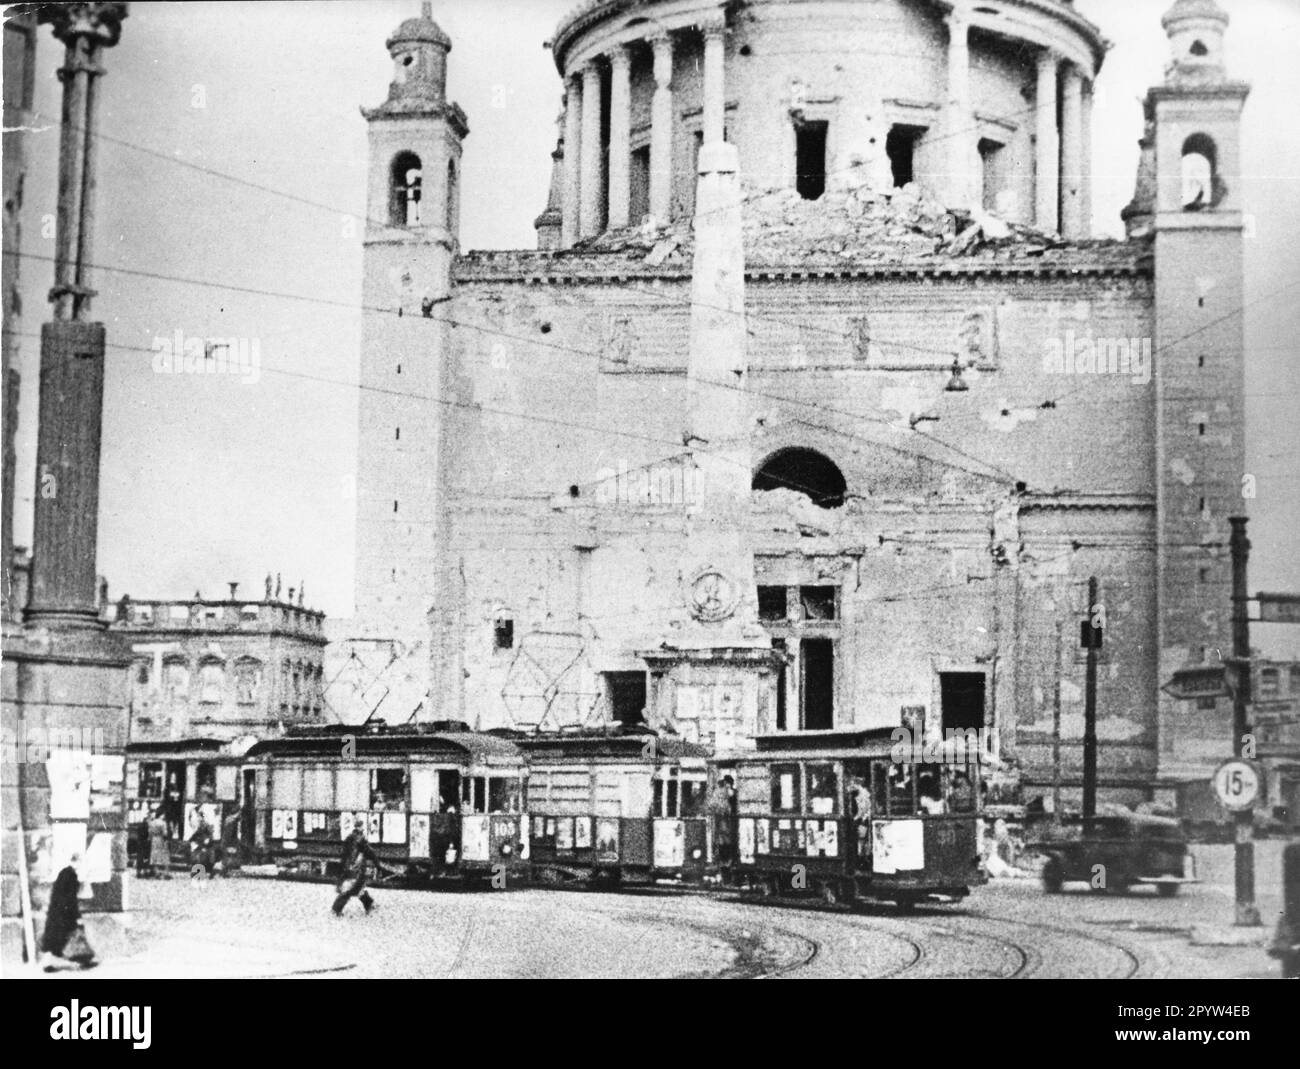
[147,808,172,879]
[332,823,387,916]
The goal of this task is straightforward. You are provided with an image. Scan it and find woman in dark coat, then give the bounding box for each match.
[42,857,96,969]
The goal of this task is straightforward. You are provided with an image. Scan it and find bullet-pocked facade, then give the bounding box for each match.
[345,0,1258,814]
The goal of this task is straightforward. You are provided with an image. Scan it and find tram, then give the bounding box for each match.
[245,721,529,885]
[516,727,715,885]
[124,737,259,873]
[721,728,985,909]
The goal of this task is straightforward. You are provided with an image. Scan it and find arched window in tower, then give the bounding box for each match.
[1180,134,1217,211]
[753,448,847,509]
[389,151,423,226]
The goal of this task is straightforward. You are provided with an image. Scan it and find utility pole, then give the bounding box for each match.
[1082,576,1100,819]
[1229,516,1260,926]
[1052,618,1063,816]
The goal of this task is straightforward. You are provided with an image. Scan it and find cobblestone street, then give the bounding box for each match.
[10,842,1285,980]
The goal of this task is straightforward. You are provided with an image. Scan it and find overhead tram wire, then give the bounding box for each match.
[10,248,1024,489]
[27,111,1286,493]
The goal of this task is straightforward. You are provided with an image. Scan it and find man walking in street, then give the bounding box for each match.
[333,823,381,916]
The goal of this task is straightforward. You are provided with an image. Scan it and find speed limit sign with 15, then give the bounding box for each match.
[1211,759,1260,811]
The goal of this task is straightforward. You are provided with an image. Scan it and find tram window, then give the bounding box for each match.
[736,766,768,810]
[139,762,163,800]
[463,776,487,815]
[370,767,407,811]
[488,777,522,814]
[844,761,872,820]
[335,768,369,811]
[870,763,889,815]
[681,779,706,817]
[303,766,334,810]
[439,771,461,813]
[410,768,438,812]
[807,763,838,815]
[917,767,946,814]
[949,768,976,813]
[654,776,680,818]
[771,763,802,813]
[886,763,916,816]
[216,764,239,802]
[195,762,217,802]
[270,767,304,810]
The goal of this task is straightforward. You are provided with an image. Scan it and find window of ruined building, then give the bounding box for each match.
[198,661,224,704]
[629,144,651,223]
[389,151,423,226]
[800,638,834,729]
[752,447,847,509]
[164,659,190,700]
[1291,666,1300,695]
[235,659,262,705]
[940,671,985,734]
[1260,667,1280,699]
[1180,134,1217,210]
[887,124,925,187]
[979,137,1006,212]
[605,671,648,725]
[136,662,149,687]
[758,585,788,622]
[795,120,829,201]
[494,617,515,651]
[1190,39,1208,57]
[1197,696,1217,711]
[800,586,837,621]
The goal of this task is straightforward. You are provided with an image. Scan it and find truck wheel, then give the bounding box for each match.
[1041,856,1064,894]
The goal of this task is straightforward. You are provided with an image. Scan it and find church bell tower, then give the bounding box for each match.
[352,4,469,720]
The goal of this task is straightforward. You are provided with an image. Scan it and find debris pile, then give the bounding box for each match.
[576,164,1083,268]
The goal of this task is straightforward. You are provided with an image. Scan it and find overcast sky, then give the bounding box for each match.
[7,0,1300,653]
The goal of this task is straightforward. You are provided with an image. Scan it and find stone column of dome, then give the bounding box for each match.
[562,72,582,246]
[945,4,973,209]
[1081,78,1093,238]
[608,44,632,229]
[701,15,726,147]
[1035,50,1060,233]
[579,60,604,237]
[649,32,674,225]
[1061,64,1084,238]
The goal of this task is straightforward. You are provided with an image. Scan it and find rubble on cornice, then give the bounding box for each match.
[459,165,1152,281]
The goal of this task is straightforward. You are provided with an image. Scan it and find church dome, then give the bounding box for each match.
[388,13,451,52]
[1161,0,1228,31]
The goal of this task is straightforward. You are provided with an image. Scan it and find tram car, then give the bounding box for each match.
[124,737,259,874]
[722,729,985,909]
[515,727,715,885]
[245,721,529,885]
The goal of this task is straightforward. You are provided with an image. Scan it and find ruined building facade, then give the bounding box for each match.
[344,0,1252,812]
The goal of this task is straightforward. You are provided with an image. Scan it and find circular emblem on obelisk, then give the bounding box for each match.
[687,566,740,623]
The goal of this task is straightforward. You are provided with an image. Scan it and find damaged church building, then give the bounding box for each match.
[337,0,1251,815]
